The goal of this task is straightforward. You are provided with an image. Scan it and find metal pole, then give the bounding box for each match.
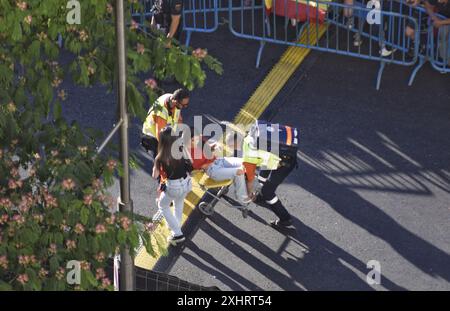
[115,0,135,291]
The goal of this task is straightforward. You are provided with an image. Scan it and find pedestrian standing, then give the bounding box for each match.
[152,126,193,245]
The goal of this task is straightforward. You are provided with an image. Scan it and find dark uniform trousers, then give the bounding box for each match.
[256,151,298,222]
[141,134,159,159]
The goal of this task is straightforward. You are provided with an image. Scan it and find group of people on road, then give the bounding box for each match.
[141,89,299,245]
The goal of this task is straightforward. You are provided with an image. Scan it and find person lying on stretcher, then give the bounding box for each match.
[187,129,252,205]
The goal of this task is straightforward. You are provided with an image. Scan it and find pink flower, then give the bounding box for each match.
[38,268,48,278]
[57,89,67,101]
[92,178,102,190]
[16,1,27,11]
[130,20,139,30]
[120,216,131,231]
[17,274,29,285]
[0,214,8,225]
[78,146,88,156]
[33,214,44,223]
[95,224,107,234]
[0,198,12,209]
[48,243,57,255]
[51,78,62,88]
[79,30,89,42]
[19,194,33,213]
[106,159,117,171]
[12,214,25,225]
[66,240,76,250]
[74,223,85,234]
[192,48,208,60]
[50,150,59,157]
[62,178,76,190]
[95,268,106,280]
[55,267,65,280]
[87,65,95,76]
[80,261,90,271]
[145,78,158,90]
[18,255,28,266]
[101,277,111,288]
[8,179,18,190]
[24,15,32,25]
[0,256,8,269]
[7,102,16,113]
[136,43,145,55]
[83,194,93,206]
[94,252,106,262]
[10,167,19,178]
[105,214,115,225]
[43,193,58,208]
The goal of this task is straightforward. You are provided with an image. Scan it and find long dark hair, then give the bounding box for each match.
[155,127,184,173]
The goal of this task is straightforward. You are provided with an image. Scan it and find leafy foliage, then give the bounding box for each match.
[0,0,222,290]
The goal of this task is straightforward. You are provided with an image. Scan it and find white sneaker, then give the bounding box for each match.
[167,234,185,245]
[353,34,363,47]
[380,47,394,57]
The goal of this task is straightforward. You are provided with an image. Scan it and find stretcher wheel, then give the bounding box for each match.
[198,202,215,216]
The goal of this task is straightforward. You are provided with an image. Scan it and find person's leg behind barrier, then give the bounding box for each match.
[141,134,158,159]
[438,25,450,65]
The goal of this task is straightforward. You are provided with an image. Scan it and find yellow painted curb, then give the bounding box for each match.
[134,23,326,270]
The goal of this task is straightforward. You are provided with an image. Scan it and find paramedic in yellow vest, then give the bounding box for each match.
[242,124,298,228]
[141,88,190,157]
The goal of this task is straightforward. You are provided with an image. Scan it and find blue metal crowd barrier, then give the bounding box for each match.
[228,0,421,89]
[428,22,450,73]
[131,0,448,88]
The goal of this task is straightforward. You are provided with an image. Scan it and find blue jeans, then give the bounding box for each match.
[206,157,249,204]
[158,176,192,236]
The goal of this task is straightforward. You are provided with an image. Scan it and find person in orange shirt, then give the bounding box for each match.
[141,88,190,158]
[188,128,251,204]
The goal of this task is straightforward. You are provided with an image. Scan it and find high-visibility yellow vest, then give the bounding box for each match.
[142,93,181,137]
[242,135,281,170]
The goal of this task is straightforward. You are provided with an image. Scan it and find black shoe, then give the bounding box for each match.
[168,234,185,245]
[270,219,292,228]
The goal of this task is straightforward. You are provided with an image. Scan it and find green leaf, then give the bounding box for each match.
[49,256,59,273]
[154,233,168,257]
[51,208,63,226]
[54,101,62,120]
[54,232,64,245]
[12,20,23,41]
[117,229,126,244]
[80,207,89,225]
[0,280,13,291]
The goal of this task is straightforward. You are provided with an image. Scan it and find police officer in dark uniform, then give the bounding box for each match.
[241,121,299,228]
[151,0,184,41]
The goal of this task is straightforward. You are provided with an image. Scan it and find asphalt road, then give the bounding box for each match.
[62,19,450,290]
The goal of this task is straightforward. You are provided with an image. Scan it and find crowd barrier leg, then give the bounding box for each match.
[376,60,387,90]
[185,30,193,47]
[256,40,266,68]
[408,55,426,86]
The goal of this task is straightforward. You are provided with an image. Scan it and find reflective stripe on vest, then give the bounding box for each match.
[242,136,281,170]
[142,93,181,137]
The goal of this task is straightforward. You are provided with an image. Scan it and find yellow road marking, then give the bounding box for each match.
[134,24,326,270]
